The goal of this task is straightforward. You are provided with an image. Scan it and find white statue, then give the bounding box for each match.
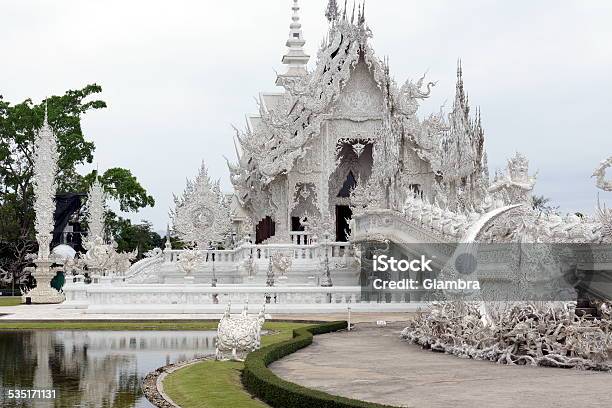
[216,302,266,361]
[489,152,537,205]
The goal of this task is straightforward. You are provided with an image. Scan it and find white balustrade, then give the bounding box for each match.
[162,241,350,265]
[290,231,310,245]
[65,284,369,306]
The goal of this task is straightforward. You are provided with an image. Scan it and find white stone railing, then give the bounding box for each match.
[64,284,366,305]
[163,241,351,263]
[122,251,164,280]
[290,231,311,245]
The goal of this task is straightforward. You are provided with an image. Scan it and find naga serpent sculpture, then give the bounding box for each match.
[594,156,612,237]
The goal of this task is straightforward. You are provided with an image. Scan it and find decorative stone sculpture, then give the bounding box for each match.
[81,179,136,279]
[271,251,292,281]
[593,156,612,192]
[401,301,611,371]
[172,162,231,249]
[23,109,65,304]
[594,156,612,240]
[489,152,537,205]
[176,248,201,282]
[216,302,266,361]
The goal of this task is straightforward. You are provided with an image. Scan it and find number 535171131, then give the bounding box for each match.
[6,389,56,399]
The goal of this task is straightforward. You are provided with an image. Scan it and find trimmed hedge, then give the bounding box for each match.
[242,321,399,408]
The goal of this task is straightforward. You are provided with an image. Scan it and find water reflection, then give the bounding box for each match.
[0,330,217,408]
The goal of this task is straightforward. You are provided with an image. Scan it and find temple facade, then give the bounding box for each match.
[227,0,489,245]
[58,0,611,313]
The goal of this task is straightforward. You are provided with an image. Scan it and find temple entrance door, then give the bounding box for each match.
[335,205,352,242]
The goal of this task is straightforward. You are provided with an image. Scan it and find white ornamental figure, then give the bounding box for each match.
[172,162,232,248]
[216,302,266,361]
[81,178,137,279]
[593,156,612,240]
[24,107,65,304]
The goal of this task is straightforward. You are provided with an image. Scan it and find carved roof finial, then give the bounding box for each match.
[358,1,366,25]
[277,0,310,85]
[165,224,172,250]
[361,0,366,24]
[455,59,467,110]
[457,58,463,80]
[44,99,49,124]
[326,0,339,22]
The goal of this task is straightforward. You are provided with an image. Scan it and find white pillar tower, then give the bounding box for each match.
[276,0,310,85]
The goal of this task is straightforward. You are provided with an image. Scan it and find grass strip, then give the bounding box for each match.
[163,322,309,408]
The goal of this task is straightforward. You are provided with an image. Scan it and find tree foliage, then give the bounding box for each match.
[531,194,559,215]
[0,85,155,286]
[106,215,163,259]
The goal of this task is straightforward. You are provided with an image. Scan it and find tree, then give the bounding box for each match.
[0,85,155,287]
[531,194,558,215]
[106,215,163,259]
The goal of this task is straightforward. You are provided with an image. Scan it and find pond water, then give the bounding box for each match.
[0,330,217,408]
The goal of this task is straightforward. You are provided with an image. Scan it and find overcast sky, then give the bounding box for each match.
[1,0,611,231]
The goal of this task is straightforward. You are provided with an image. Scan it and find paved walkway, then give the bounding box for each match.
[270,322,612,408]
[0,304,411,323]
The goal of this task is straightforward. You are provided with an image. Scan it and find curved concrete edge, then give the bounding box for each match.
[143,354,215,408]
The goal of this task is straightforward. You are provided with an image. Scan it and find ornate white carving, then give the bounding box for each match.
[216,302,266,361]
[81,237,137,276]
[229,11,491,228]
[489,152,536,205]
[25,110,65,304]
[402,301,611,371]
[176,248,201,278]
[123,248,164,283]
[79,178,137,277]
[85,179,106,242]
[172,162,232,248]
[33,111,59,261]
[594,156,612,240]
[593,156,612,192]
[271,251,292,281]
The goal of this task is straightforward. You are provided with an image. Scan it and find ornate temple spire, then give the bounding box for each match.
[326,0,339,22]
[358,1,366,25]
[86,178,106,243]
[33,104,59,260]
[455,59,466,110]
[276,0,310,85]
[165,224,172,250]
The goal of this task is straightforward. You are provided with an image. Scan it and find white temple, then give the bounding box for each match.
[59,0,612,314]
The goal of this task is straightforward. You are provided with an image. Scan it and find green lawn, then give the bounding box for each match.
[0,297,22,307]
[163,322,310,408]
